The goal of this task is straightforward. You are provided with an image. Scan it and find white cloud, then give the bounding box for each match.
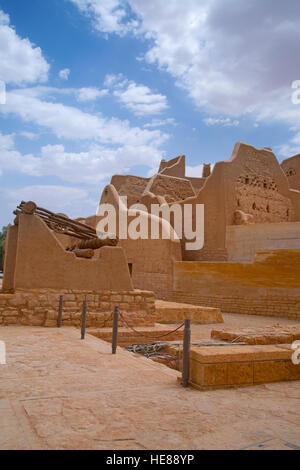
[12,84,108,103]
[129,0,300,153]
[249,89,300,157]
[186,165,204,177]
[19,131,38,140]
[203,117,239,127]
[38,143,167,183]
[114,82,168,116]
[71,0,300,154]
[105,73,168,116]
[69,0,138,35]
[0,131,167,184]
[143,118,177,128]
[0,9,49,85]
[77,87,108,102]
[2,184,100,222]
[2,88,168,148]
[0,83,169,182]
[104,73,124,88]
[5,185,90,210]
[0,133,41,177]
[59,68,70,80]
[126,0,300,113]
[186,163,215,177]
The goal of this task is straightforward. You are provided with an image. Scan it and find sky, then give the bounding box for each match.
[0,0,299,228]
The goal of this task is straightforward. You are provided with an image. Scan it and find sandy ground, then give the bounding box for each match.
[0,322,299,450]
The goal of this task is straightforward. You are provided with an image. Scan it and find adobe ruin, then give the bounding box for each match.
[79,142,300,318]
[1,142,299,325]
[0,141,299,398]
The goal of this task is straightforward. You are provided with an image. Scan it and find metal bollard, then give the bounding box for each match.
[81,299,87,340]
[57,295,63,328]
[112,305,119,354]
[182,319,191,388]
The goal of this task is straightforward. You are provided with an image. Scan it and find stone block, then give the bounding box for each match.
[2,309,19,317]
[227,362,253,385]
[254,360,300,383]
[8,295,25,307]
[203,364,227,386]
[63,294,76,302]
[44,320,57,328]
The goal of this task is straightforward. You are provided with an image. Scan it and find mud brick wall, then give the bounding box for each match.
[132,272,173,301]
[0,289,156,328]
[172,250,300,319]
[172,292,300,319]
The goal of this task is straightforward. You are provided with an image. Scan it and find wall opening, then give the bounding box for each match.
[128,263,133,277]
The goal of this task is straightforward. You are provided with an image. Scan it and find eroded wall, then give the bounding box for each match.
[3,214,133,292]
[86,184,182,299]
[110,175,150,206]
[176,143,300,261]
[144,173,195,203]
[226,222,300,261]
[226,144,298,224]
[159,155,186,178]
[281,154,300,191]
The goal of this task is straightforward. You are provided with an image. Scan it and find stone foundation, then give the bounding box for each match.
[0,289,156,327]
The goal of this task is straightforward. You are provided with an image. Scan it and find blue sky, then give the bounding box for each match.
[0,0,299,228]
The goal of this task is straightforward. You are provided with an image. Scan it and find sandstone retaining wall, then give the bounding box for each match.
[0,289,156,328]
[172,250,300,319]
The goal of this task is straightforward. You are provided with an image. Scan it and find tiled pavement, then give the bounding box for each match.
[0,325,299,450]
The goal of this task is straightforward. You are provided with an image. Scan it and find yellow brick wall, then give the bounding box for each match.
[172,250,300,319]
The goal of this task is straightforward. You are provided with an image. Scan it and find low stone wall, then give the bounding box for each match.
[187,344,300,390]
[0,289,156,327]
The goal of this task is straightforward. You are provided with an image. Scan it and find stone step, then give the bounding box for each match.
[155,300,223,324]
[183,343,300,390]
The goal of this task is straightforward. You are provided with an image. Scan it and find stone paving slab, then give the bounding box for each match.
[0,326,299,450]
[211,324,300,345]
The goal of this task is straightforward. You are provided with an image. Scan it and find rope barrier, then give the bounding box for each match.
[119,312,185,340]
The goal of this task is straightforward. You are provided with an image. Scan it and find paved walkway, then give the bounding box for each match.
[0,326,299,450]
